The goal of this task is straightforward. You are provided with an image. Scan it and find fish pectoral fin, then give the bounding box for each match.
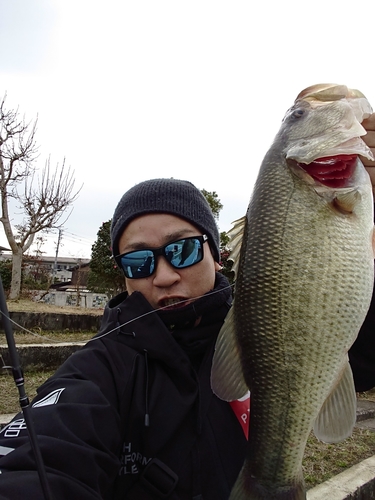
[313,360,357,444]
[211,306,248,401]
[332,189,361,214]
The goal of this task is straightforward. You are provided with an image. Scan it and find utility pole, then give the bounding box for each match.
[52,229,63,284]
[76,258,82,307]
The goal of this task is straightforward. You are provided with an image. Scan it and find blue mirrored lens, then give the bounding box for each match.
[165,238,201,268]
[118,236,205,279]
[120,250,155,278]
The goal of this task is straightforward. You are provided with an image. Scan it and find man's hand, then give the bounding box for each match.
[361,113,375,190]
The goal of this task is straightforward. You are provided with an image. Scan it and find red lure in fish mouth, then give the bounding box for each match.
[298,154,358,188]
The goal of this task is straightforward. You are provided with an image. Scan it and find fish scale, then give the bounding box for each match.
[211,84,375,499]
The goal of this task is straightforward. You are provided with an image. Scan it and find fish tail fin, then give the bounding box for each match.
[229,464,306,500]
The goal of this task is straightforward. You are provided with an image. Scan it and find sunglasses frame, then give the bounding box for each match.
[115,234,208,279]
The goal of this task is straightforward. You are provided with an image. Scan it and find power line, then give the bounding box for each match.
[28,230,94,259]
[63,231,95,245]
[41,231,94,247]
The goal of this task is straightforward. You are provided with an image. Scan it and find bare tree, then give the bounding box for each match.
[0,94,81,299]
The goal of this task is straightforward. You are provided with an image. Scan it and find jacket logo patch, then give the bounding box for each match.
[32,388,65,408]
[0,445,15,456]
[1,419,27,438]
[119,442,152,475]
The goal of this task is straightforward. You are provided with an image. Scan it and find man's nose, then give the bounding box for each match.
[152,256,181,287]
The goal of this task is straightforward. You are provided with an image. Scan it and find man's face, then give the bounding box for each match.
[118,213,221,310]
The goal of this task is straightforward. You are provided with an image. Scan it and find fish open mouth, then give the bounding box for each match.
[298,155,358,188]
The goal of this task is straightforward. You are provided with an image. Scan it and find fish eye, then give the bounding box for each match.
[282,106,307,123]
[291,108,305,119]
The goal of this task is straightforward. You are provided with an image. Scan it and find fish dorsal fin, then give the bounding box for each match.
[211,306,248,401]
[313,360,357,443]
[227,216,246,277]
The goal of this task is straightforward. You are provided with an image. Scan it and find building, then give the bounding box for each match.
[71,262,90,287]
[0,253,90,284]
[0,253,108,309]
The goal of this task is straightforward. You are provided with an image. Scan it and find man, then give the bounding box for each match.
[0,178,248,499]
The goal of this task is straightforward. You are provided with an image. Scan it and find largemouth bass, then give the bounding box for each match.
[211,84,375,499]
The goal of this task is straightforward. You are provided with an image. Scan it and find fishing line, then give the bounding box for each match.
[0,282,236,345]
[0,318,81,344]
[86,281,236,343]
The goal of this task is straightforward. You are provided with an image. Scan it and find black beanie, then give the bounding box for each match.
[111,178,221,262]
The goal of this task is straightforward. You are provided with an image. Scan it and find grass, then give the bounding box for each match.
[0,331,95,345]
[357,388,375,403]
[0,369,55,414]
[6,298,103,316]
[303,427,375,488]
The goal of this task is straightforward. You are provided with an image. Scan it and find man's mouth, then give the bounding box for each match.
[159,297,191,310]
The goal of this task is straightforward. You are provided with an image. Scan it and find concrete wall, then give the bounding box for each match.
[41,291,108,309]
[0,342,86,370]
[0,312,102,332]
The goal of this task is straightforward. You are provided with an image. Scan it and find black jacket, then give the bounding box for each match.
[349,283,375,392]
[0,273,247,499]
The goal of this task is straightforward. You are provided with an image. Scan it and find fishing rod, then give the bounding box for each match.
[0,276,53,500]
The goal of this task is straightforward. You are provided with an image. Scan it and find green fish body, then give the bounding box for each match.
[211,84,375,499]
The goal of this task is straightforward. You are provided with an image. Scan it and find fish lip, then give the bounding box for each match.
[286,137,374,165]
[158,296,192,310]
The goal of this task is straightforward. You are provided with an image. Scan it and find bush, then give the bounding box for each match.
[0,259,12,291]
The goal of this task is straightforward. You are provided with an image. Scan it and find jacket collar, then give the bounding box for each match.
[99,272,232,370]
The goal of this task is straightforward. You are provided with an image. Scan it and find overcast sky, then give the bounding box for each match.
[1,0,375,259]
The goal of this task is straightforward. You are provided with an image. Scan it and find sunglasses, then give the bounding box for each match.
[115,234,208,279]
